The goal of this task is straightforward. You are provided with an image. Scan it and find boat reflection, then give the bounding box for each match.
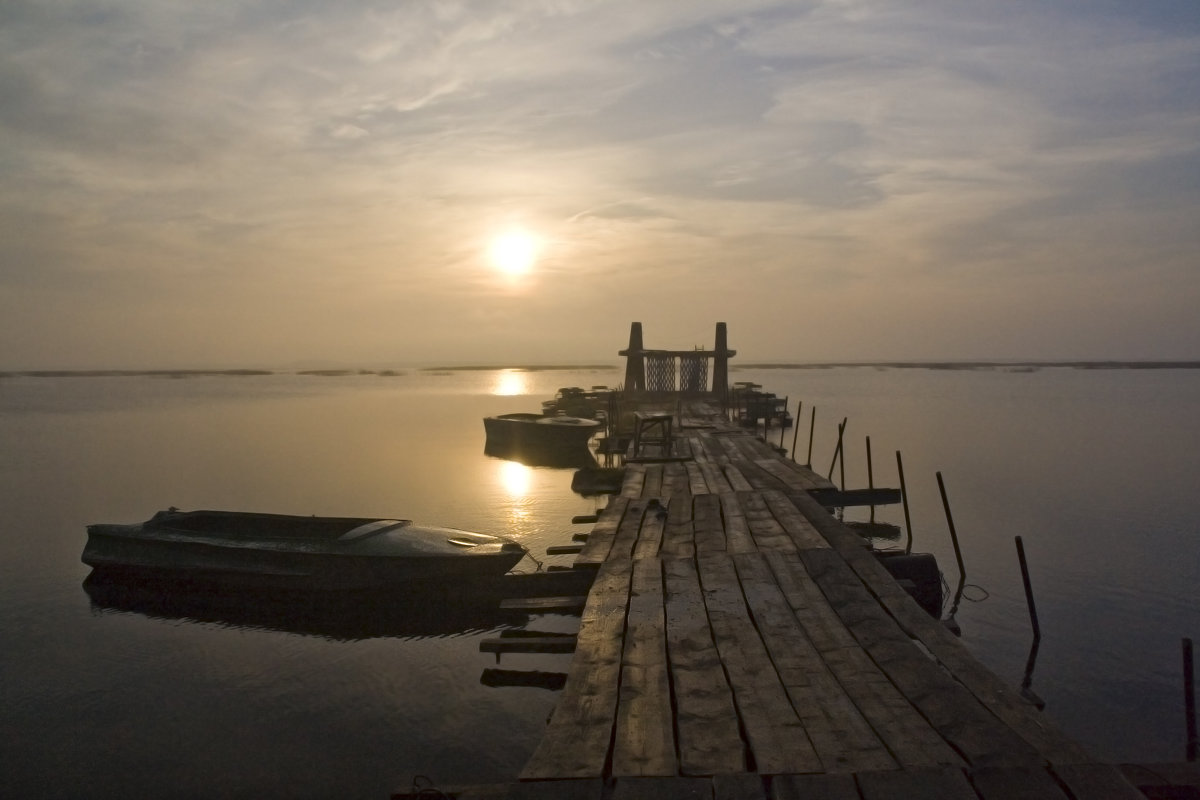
[82,570,528,641]
[483,439,597,470]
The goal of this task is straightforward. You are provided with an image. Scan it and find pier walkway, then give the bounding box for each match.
[397,322,1197,800]
[503,398,1149,799]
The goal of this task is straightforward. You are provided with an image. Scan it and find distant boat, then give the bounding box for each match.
[540,386,612,419]
[82,509,528,590]
[483,412,601,451]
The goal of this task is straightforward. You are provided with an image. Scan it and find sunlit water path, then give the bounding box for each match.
[0,365,1196,799]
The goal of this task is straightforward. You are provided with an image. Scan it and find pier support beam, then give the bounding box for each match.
[621,322,646,393]
[713,321,731,400]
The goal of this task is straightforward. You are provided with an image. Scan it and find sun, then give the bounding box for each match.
[488,230,540,276]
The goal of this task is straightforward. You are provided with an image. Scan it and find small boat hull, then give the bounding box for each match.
[83,510,527,590]
[483,413,601,451]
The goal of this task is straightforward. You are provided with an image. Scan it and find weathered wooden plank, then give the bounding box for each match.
[713,772,767,800]
[499,595,588,612]
[809,487,903,508]
[699,458,734,494]
[786,489,1094,765]
[520,559,633,779]
[480,636,578,655]
[547,544,585,555]
[632,499,667,560]
[719,492,756,554]
[662,461,691,499]
[761,489,828,550]
[686,461,710,495]
[608,499,651,561]
[663,556,746,776]
[610,776,711,800]
[799,547,1044,768]
[479,669,568,690]
[1051,764,1147,800]
[763,551,859,654]
[613,558,675,776]
[732,552,897,773]
[693,493,727,553]
[856,767,976,800]
[622,463,648,498]
[970,766,1071,798]
[740,491,796,552]
[660,493,697,558]
[643,462,665,499]
[574,495,631,568]
[696,552,822,774]
[402,778,604,799]
[754,458,833,492]
[723,464,755,493]
[818,644,965,769]
[770,773,859,800]
[729,459,779,493]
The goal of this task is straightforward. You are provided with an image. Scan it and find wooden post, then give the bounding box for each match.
[620,322,645,393]
[897,451,914,554]
[713,322,730,401]
[866,436,875,523]
[805,405,816,468]
[790,401,802,462]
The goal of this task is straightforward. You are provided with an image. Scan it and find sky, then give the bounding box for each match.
[2,1,1198,368]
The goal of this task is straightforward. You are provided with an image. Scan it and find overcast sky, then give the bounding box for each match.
[2,1,1198,367]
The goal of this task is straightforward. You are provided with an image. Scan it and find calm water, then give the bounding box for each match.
[1,365,1197,798]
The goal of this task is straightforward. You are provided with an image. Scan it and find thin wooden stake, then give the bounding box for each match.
[1015,536,1045,709]
[937,471,966,634]
[805,405,816,468]
[790,400,802,462]
[897,451,913,554]
[827,417,846,484]
[866,436,875,523]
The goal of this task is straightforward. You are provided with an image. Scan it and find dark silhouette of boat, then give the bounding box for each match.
[83,508,528,590]
[483,412,601,450]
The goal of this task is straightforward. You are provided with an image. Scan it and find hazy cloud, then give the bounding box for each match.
[2,0,1198,365]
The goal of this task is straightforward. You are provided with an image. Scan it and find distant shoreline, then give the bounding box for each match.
[2,361,1198,378]
[736,361,1200,370]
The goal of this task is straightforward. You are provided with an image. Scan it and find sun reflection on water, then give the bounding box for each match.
[498,460,532,498]
[492,370,528,396]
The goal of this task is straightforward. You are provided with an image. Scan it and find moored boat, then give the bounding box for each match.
[82,508,528,590]
[483,412,601,450]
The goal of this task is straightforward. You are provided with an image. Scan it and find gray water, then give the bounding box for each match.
[1,365,1197,798]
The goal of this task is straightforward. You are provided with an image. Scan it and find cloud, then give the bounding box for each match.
[1,0,1198,365]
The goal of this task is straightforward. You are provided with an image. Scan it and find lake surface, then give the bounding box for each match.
[1,365,1197,798]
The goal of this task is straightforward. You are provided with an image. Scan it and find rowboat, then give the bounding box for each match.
[483,412,601,451]
[82,508,527,590]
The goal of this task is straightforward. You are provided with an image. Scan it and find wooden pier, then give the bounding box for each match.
[397,324,1199,800]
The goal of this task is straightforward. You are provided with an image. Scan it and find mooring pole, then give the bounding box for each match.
[1185,637,1197,762]
[1015,536,1041,643]
[779,396,788,450]
[805,405,816,468]
[839,420,846,490]
[827,418,846,484]
[937,471,966,635]
[790,401,802,462]
[897,451,914,554]
[866,436,875,523]
[1015,536,1046,708]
